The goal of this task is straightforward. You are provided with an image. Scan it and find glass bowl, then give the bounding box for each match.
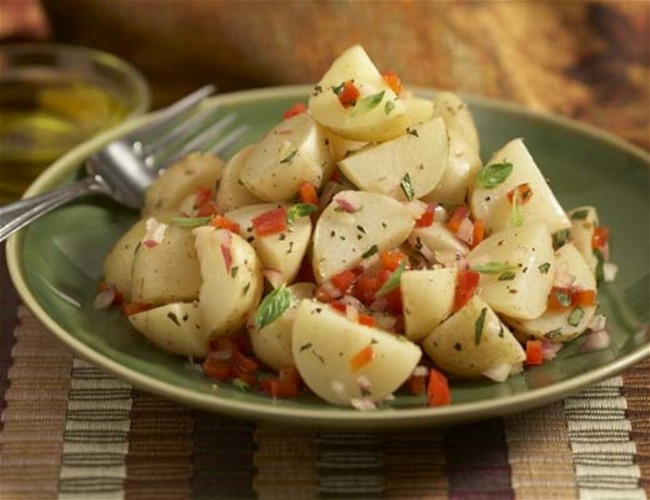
[0,43,151,202]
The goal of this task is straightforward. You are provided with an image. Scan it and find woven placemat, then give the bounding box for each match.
[1,302,648,500]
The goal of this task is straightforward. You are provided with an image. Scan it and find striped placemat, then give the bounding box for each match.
[1,303,648,500]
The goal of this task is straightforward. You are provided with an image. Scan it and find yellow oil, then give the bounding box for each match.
[0,76,129,204]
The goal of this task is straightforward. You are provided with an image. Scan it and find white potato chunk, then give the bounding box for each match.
[422,296,525,379]
[505,243,597,342]
[193,227,263,337]
[240,112,333,202]
[128,302,207,357]
[467,222,555,319]
[291,299,421,406]
[470,138,571,234]
[249,283,315,371]
[338,118,449,200]
[312,190,417,283]
[143,152,224,215]
[225,203,312,287]
[308,45,408,142]
[567,206,599,274]
[215,144,262,212]
[432,91,480,153]
[403,97,435,127]
[324,130,368,162]
[131,220,202,305]
[422,129,482,204]
[408,221,469,266]
[103,218,148,301]
[402,268,457,342]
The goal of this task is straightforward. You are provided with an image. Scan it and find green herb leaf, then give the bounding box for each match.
[384,100,395,115]
[351,90,385,117]
[171,216,212,227]
[552,229,570,250]
[361,244,379,259]
[255,285,291,330]
[286,203,318,225]
[406,127,419,137]
[553,288,572,308]
[498,271,517,281]
[474,308,487,346]
[471,262,517,274]
[375,260,407,298]
[230,266,239,278]
[538,262,551,274]
[476,162,514,189]
[331,82,345,96]
[571,209,589,220]
[280,150,298,164]
[510,187,524,227]
[400,173,415,201]
[567,306,585,327]
[232,378,250,392]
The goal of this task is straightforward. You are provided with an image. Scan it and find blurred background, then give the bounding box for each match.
[1,0,648,150]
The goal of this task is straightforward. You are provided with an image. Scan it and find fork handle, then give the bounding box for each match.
[0,176,108,243]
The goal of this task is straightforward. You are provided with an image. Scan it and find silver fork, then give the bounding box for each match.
[0,85,248,242]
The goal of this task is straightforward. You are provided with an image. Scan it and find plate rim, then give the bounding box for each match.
[6,85,650,429]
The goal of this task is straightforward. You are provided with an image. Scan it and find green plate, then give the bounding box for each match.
[6,86,649,429]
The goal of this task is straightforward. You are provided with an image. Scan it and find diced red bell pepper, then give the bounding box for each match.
[350,345,375,372]
[282,102,307,120]
[298,181,319,206]
[415,204,435,228]
[525,340,544,366]
[453,269,480,312]
[447,206,471,234]
[331,269,359,293]
[380,249,407,272]
[211,215,241,234]
[472,218,485,247]
[507,183,533,204]
[427,368,451,407]
[571,289,597,307]
[337,80,360,108]
[382,70,403,95]
[592,226,610,251]
[252,207,288,236]
[121,302,152,317]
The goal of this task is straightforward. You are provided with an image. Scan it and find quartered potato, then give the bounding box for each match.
[131,220,202,305]
[249,282,315,371]
[408,221,470,265]
[225,203,312,287]
[422,295,525,379]
[312,190,417,283]
[338,117,449,200]
[143,152,224,215]
[470,138,571,234]
[324,130,368,162]
[240,112,333,202]
[401,268,457,342]
[308,45,408,142]
[215,144,262,212]
[193,227,263,337]
[128,301,207,357]
[467,222,555,319]
[291,299,422,406]
[505,243,597,342]
[422,128,482,204]
[432,91,480,154]
[403,96,435,127]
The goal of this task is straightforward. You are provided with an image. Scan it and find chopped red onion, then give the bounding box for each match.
[220,244,233,273]
[350,398,377,411]
[263,268,284,289]
[142,217,168,248]
[92,288,116,310]
[456,218,474,245]
[482,363,512,382]
[334,196,357,213]
[433,205,449,222]
[579,330,610,353]
[603,262,618,282]
[588,314,607,332]
[541,339,563,361]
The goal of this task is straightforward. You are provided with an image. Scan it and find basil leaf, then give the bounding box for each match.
[384,101,395,115]
[171,216,212,228]
[375,260,407,298]
[400,173,415,201]
[471,262,517,274]
[351,90,385,117]
[474,308,487,346]
[476,162,513,189]
[255,286,291,330]
[286,203,318,225]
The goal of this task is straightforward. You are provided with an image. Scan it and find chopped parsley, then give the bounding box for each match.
[471,262,517,274]
[400,173,415,201]
[280,150,298,164]
[567,307,585,327]
[362,244,379,259]
[286,203,318,225]
[375,260,407,298]
[351,90,385,117]
[538,262,551,274]
[474,308,487,346]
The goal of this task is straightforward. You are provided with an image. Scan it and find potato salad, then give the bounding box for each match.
[98,45,615,409]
